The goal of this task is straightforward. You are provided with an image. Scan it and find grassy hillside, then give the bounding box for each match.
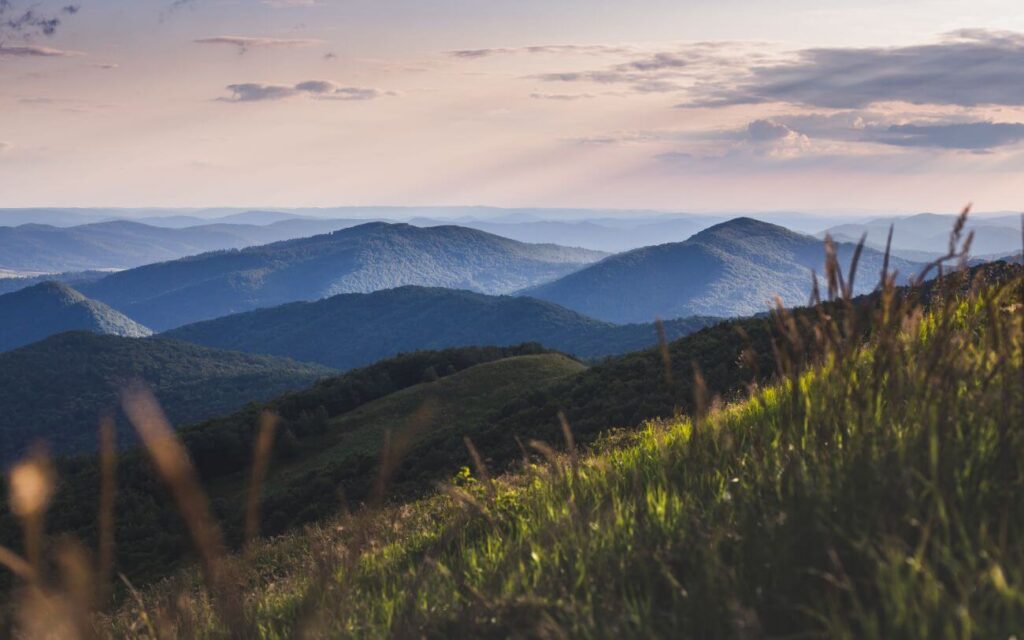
[214,353,586,533]
[79,222,607,330]
[527,217,920,323]
[0,344,558,582]
[91,257,1021,638]
[0,333,331,464]
[164,286,720,369]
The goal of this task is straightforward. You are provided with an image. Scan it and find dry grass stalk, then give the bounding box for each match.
[120,385,247,636]
[244,411,279,546]
[97,416,117,607]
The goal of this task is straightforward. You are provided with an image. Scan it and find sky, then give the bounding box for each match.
[2,0,1024,213]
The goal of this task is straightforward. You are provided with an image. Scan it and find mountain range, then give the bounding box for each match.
[0,270,110,295]
[0,218,373,273]
[0,282,151,352]
[0,332,331,465]
[78,222,606,330]
[526,218,921,323]
[163,286,720,370]
[409,216,721,253]
[822,212,1023,260]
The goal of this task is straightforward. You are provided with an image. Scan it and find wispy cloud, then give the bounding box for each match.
[220,80,395,102]
[530,92,596,101]
[684,29,1024,109]
[449,44,633,59]
[876,122,1024,150]
[524,42,773,95]
[0,44,81,57]
[195,35,323,54]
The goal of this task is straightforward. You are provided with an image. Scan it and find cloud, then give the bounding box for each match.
[746,119,795,141]
[534,70,685,93]
[0,44,81,56]
[759,113,1024,151]
[0,0,80,39]
[871,122,1024,150]
[195,35,322,54]
[449,44,633,59]
[530,92,596,101]
[223,83,298,102]
[0,141,11,152]
[687,29,1024,109]
[220,80,394,102]
[614,52,691,71]
[525,43,767,95]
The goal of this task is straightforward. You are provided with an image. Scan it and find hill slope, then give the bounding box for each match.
[526,217,919,323]
[0,282,151,352]
[0,333,331,464]
[163,286,720,369]
[79,222,607,330]
[0,344,568,580]
[102,261,1024,638]
[215,353,587,531]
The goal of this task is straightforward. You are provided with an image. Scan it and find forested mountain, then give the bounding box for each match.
[163,286,720,369]
[79,222,607,330]
[0,282,151,352]
[0,332,331,465]
[410,216,719,252]
[0,218,371,273]
[526,217,920,323]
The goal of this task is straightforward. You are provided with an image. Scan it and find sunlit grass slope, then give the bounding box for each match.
[110,271,1023,638]
[209,354,586,526]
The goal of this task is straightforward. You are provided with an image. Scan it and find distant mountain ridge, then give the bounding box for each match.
[0,270,110,295]
[410,216,721,253]
[0,282,151,352]
[80,222,607,331]
[822,212,1023,260]
[526,217,921,323]
[0,218,373,273]
[163,286,721,370]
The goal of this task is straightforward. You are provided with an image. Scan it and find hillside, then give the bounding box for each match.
[0,218,371,274]
[0,282,151,352]
[0,333,331,465]
[163,286,720,369]
[1,264,1017,605]
[0,344,565,580]
[215,353,587,532]
[79,222,607,330]
[86,244,1022,637]
[526,217,920,323]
